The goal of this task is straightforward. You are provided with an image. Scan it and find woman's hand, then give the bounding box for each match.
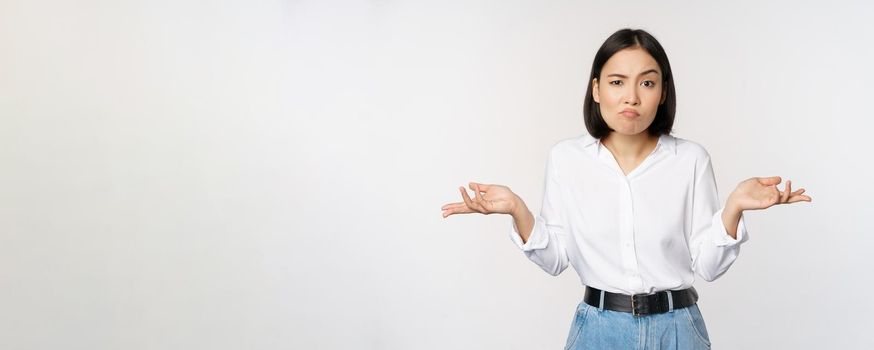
[441,182,521,218]
[727,176,812,211]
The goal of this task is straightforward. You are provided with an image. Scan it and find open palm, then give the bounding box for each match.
[729,176,812,211]
[441,182,519,218]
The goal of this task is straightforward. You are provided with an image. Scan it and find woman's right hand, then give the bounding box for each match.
[441,182,523,218]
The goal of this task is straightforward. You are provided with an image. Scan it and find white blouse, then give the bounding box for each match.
[509,132,749,295]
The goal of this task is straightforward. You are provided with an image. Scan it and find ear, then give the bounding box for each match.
[592,78,600,103]
[660,89,666,105]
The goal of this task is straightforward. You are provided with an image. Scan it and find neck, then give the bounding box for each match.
[601,132,660,159]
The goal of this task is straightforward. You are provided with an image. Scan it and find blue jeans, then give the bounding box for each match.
[564,300,712,350]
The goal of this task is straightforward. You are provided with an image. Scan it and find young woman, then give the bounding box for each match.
[440,28,811,349]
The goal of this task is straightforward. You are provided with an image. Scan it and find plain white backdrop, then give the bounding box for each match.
[2,0,873,349]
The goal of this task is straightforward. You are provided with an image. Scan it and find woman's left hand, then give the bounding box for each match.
[728,176,812,211]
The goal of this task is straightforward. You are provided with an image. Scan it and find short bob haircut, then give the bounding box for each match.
[583,28,676,139]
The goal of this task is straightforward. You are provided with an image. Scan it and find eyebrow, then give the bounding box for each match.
[605,69,660,79]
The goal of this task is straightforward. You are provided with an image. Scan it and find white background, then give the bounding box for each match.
[2,0,873,349]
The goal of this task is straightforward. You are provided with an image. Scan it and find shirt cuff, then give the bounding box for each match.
[712,207,750,247]
[508,212,549,251]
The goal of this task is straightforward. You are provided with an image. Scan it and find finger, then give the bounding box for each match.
[472,183,482,202]
[474,183,492,212]
[442,205,474,218]
[470,183,489,200]
[441,202,466,211]
[770,185,783,204]
[758,176,782,186]
[787,194,812,203]
[470,182,492,191]
[790,188,805,196]
[477,183,490,200]
[441,202,463,210]
[459,187,484,212]
[781,180,791,203]
[460,187,475,207]
[469,182,481,191]
[443,208,459,218]
[469,182,484,203]
[452,203,476,213]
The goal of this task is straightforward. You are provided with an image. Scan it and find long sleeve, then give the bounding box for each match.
[508,148,571,276]
[689,156,750,282]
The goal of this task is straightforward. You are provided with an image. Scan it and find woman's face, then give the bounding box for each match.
[592,47,666,137]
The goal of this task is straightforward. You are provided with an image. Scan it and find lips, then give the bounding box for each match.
[620,109,640,117]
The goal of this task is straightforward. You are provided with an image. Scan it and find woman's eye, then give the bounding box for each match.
[642,80,656,88]
[610,80,622,85]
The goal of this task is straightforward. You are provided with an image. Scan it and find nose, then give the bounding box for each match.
[624,89,640,105]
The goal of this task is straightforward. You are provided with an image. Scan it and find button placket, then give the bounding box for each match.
[597,141,646,292]
[618,177,642,291]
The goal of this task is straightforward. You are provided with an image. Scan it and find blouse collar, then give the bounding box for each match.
[580,132,677,156]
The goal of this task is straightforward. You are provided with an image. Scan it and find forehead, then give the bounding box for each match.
[602,47,660,75]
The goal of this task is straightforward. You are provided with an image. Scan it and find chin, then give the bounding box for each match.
[606,120,654,137]
[608,125,649,136]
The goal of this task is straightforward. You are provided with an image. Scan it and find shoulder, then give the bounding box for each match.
[545,134,591,163]
[549,135,583,152]
[549,132,598,154]
[672,135,717,181]
[672,135,712,163]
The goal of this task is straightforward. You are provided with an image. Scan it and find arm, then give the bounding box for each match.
[511,200,535,243]
[689,158,813,282]
[689,156,750,282]
[507,149,571,276]
[721,202,744,240]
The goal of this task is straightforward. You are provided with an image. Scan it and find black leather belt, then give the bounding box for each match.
[584,286,699,317]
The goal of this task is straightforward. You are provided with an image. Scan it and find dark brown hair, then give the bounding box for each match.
[583,28,676,138]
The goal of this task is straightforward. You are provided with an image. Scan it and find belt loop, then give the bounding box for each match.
[598,290,605,311]
[666,290,674,313]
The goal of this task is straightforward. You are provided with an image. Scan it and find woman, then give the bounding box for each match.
[440,28,811,349]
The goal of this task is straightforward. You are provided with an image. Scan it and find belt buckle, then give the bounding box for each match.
[631,294,643,317]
